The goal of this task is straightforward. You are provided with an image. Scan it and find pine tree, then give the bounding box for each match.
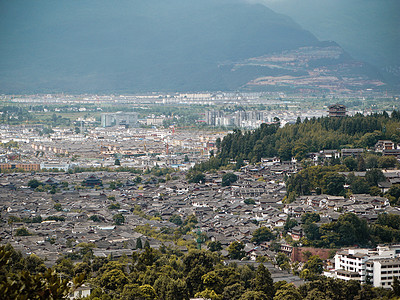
[252,264,274,300]
[136,237,142,249]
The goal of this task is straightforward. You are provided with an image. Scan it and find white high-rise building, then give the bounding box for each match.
[326,245,400,289]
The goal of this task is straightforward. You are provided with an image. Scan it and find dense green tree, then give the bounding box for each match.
[195,288,222,300]
[377,213,400,230]
[202,271,224,294]
[183,215,198,226]
[188,172,206,184]
[303,223,321,241]
[301,213,320,224]
[278,143,293,162]
[303,255,323,276]
[349,177,370,194]
[73,262,90,278]
[275,253,290,270]
[154,276,188,300]
[343,280,362,300]
[25,254,46,274]
[365,169,385,186]
[15,227,31,236]
[252,264,274,300]
[138,284,157,300]
[323,173,345,196]
[169,214,183,226]
[0,245,87,299]
[357,156,366,171]
[208,241,222,252]
[343,157,357,171]
[186,265,207,296]
[183,250,218,275]
[144,240,151,249]
[0,268,82,300]
[393,276,400,297]
[139,247,156,266]
[239,291,268,300]
[113,213,125,225]
[284,191,297,204]
[286,166,347,197]
[89,215,101,222]
[216,138,221,152]
[227,241,246,260]
[221,172,238,187]
[386,185,400,205]
[370,213,400,244]
[354,285,377,300]
[136,237,143,249]
[292,142,309,160]
[99,268,129,292]
[369,186,382,196]
[273,283,301,300]
[214,267,241,289]
[120,283,141,300]
[320,213,369,247]
[378,156,397,169]
[222,283,245,300]
[239,265,255,290]
[251,227,274,244]
[284,216,298,231]
[365,155,379,169]
[54,203,62,211]
[298,277,361,300]
[55,258,74,278]
[89,257,108,273]
[304,289,328,300]
[27,179,42,189]
[245,198,256,205]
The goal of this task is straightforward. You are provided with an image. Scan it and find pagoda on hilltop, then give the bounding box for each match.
[328,104,347,117]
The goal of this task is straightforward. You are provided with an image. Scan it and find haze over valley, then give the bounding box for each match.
[0,0,397,94]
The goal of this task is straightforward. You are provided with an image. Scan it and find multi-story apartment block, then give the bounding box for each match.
[205,109,265,128]
[327,245,400,289]
[0,162,40,171]
[101,112,138,127]
[367,257,400,289]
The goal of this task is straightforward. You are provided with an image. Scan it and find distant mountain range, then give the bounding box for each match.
[256,0,400,69]
[0,0,394,94]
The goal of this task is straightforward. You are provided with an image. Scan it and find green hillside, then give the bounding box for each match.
[193,111,400,171]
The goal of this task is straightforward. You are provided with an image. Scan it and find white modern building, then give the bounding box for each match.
[325,245,400,289]
[40,161,76,172]
[101,112,138,127]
